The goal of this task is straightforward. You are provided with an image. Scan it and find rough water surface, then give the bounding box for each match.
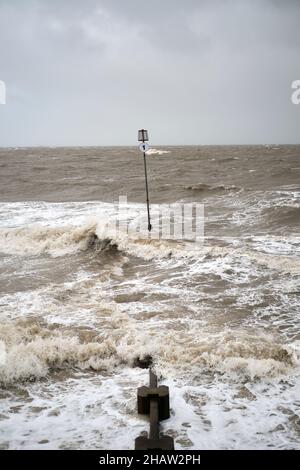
[0,145,299,449]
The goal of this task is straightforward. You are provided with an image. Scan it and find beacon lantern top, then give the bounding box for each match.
[138,129,149,142]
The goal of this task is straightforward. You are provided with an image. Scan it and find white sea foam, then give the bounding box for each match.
[0,313,299,386]
[1,366,300,449]
[146,148,170,155]
[0,224,99,257]
[1,218,299,279]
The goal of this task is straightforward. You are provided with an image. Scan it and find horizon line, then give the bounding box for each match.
[0,143,300,149]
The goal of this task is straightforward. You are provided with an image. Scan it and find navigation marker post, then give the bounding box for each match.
[138,129,152,232]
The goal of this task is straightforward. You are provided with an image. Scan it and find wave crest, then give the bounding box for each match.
[1,317,299,385]
[0,224,117,257]
[184,183,240,192]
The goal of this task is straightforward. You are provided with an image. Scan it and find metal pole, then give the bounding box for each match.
[142,137,152,232]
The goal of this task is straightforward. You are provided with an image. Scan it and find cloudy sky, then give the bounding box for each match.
[0,0,299,146]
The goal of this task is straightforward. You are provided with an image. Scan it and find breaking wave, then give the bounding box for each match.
[0,320,119,385]
[0,222,184,259]
[0,224,117,257]
[0,221,299,275]
[0,315,299,386]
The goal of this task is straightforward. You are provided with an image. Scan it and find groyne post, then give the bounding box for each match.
[135,368,174,450]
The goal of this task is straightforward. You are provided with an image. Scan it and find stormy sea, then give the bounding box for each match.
[0,145,299,450]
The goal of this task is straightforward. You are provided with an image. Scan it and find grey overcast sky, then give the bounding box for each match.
[0,0,299,146]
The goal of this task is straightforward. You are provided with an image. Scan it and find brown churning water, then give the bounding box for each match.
[0,145,299,449]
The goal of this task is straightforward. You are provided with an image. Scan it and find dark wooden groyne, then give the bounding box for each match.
[135,368,174,450]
